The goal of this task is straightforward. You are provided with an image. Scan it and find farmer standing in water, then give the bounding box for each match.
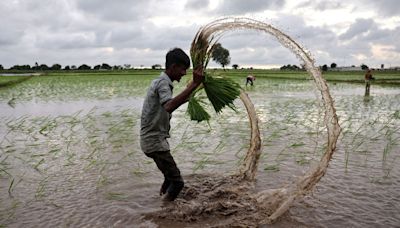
[364,69,374,96]
[140,48,204,201]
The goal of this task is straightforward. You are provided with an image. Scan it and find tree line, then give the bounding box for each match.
[0,63,125,71]
[280,63,369,71]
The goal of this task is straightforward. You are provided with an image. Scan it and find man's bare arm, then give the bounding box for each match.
[163,68,203,113]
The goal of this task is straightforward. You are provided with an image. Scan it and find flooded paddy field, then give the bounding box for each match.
[0,72,399,227]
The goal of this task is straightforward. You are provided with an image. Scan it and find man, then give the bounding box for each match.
[246,74,256,86]
[364,69,374,96]
[140,48,204,201]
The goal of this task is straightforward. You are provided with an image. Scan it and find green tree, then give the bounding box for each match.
[152,64,162,69]
[361,64,369,70]
[321,64,328,71]
[280,64,300,70]
[10,65,31,70]
[51,64,62,70]
[78,64,91,70]
[112,65,122,70]
[64,65,70,70]
[232,64,239,69]
[39,64,50,71]
[0,64,3,70]
[101,63,111,70]
[93,65,101,70]
[212,43,230,70]
[330,63,337,69]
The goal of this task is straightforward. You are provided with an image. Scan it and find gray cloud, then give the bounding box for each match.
[339,19,375,40]
[0,26,24,46]
[35,32,97,50]
[214,0,285,14]
[0,0,399,68]
[185,0,210,10]
[296,0,345,11]
[75,0,149,22]
[362,0,400,17]
[314,1,344,11]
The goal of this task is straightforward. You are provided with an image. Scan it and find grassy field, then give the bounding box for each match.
[211,69,400,83]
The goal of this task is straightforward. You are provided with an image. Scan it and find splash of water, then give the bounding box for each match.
[145,17,341,226]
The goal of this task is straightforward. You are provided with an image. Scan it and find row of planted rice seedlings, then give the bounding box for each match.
[213,107,250,169]
[168,101,250,173]
[257,96,328,173]
[0,116,27,224]
[0,108,144,218]
[0,74,154,103]
[0,196,20,226]
[336,94,400,179]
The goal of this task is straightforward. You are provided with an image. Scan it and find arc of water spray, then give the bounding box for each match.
[191,17,341,223]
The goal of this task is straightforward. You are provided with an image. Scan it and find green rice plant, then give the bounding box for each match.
[382,142,391,162]
[382,129,397,163]
[344,146,350,171]
[213,140,226,154]
[0,155,12,179]
[106,192,129,201]
[192,156,210,172]
[0,199,20,224]
[235,144,247,158]
[0,167,11,177]
[96,174,109,188]
[187,95,210,122]
[295,152,310,165]
[392,110,400,119]
[8,178,15,195]
[35,176,49,199]
[290,142,306,148]
[264,164,280,172]
[203,74,241,113]
[187,25,242,122]
[33,158,45,172]
[186,74,240,122]
[131,166,145,176]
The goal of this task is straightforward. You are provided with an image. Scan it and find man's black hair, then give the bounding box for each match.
[165,48,190,69]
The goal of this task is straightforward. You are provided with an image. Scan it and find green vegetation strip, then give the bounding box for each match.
[0,76,33,88]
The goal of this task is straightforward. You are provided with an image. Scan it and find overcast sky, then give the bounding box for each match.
[1,0,399,69]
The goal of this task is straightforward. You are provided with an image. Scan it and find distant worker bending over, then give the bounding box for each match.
[246,74,256,86]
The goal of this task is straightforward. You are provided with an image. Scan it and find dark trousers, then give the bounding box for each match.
[246,78,254,86]
[365,81,371,96]
[146,151,184,200]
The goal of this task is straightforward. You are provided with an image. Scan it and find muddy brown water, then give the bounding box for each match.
[0,80,399,227]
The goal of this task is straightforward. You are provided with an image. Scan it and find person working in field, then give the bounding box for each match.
[246,74,256,86]
[364,69,374,96]
[140,48,204,201]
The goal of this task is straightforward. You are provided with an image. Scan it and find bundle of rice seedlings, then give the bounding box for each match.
[203,74,240,113]
[188,24,241,122]
[187,94,210,122]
